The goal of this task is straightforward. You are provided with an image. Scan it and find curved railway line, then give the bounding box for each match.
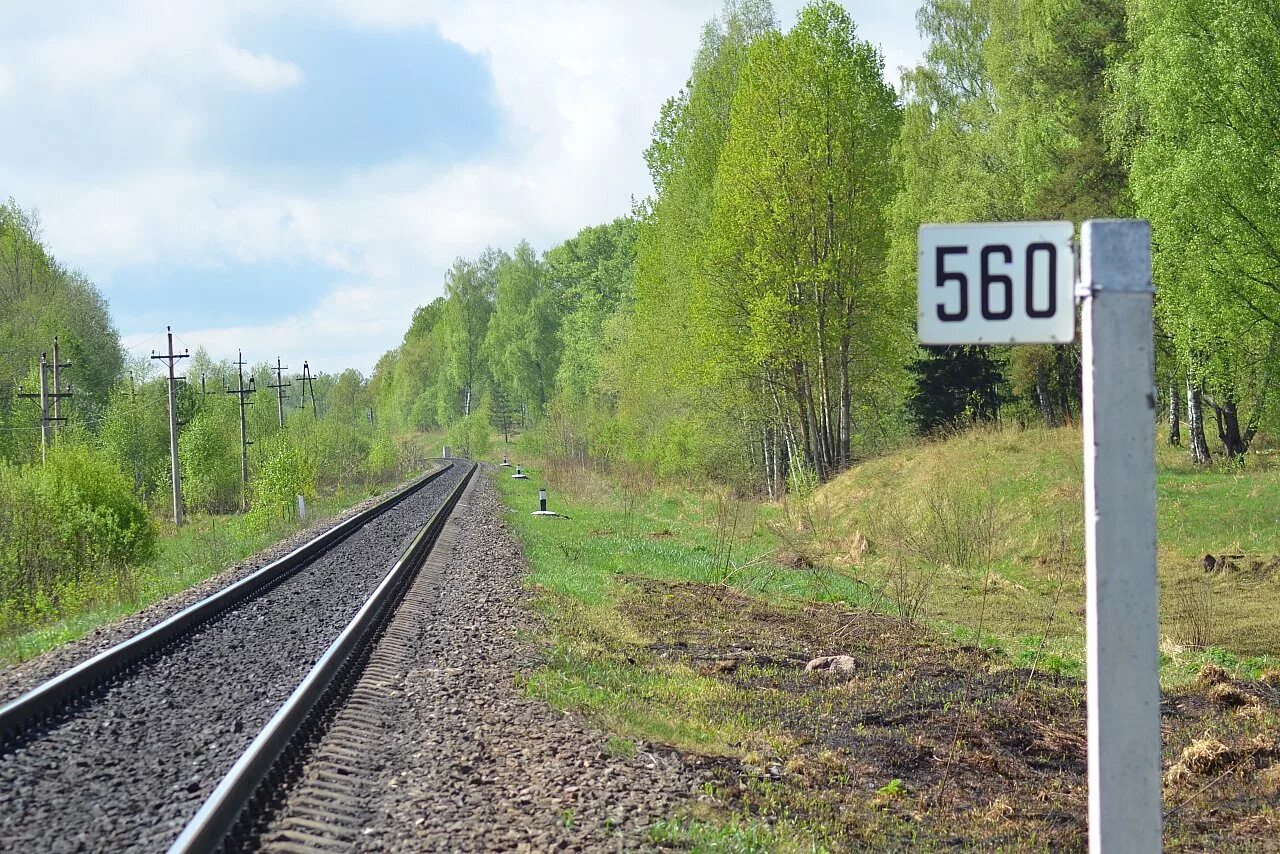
[0,461,476,853]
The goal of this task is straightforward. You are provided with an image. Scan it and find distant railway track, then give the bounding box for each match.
[0,460,475,852]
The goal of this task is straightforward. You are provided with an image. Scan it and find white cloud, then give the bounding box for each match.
[215,43,304,91]
[5,1,924,373]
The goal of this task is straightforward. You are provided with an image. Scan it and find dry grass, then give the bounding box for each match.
[811,423,1280,677]
[1165,738,1234,788]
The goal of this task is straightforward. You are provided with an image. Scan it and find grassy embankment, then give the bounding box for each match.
[497,426,1280,850]
[0,432,448,666]
[0,490,362,664]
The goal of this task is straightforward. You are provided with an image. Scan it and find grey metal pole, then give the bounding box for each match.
[1080,219,1160,854]
[276,358,286,428]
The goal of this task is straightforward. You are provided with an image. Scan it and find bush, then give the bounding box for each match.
[179,401,242,514]
[447,409,493,460]
[0,442,156,632]
[366,428,400,482]
[247,435,316,529]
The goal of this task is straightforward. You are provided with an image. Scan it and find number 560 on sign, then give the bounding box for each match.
[917,221,1075,345]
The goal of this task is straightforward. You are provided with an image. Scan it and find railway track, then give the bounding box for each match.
[0,461,475,852]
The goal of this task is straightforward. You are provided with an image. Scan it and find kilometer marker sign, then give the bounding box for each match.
[917,221,1075,344]
[918,219,1160,854]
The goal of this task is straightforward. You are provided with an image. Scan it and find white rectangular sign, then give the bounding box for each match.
[918,221,1075,344]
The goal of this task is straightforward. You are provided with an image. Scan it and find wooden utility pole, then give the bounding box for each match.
[51,336,72,439]
[268,357,291,429]
[17,354,49,463]
[152,327,189,526]
[18,351,71,464]
[226,350,255,512]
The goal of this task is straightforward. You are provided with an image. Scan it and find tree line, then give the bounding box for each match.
[0,198,413,635]
[376,0,1280,492]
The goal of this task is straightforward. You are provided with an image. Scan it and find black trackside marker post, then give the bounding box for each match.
[539,489,547,513]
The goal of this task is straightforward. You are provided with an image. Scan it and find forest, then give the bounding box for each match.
[2,0,1277,642]
[372,0,1280,491]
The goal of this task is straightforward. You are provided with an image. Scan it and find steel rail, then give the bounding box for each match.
[0,462,455,743]
[169,461,475,853]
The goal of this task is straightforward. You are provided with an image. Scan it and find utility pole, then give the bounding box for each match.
[18,348,73,463]
[226,350,255,512]
[17,354,48,463]
[298,361,319,420]
[152,327,189,526]
[268,357,291,429]
[51,336,72,439]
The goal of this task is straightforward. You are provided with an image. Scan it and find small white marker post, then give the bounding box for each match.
[1080,219,1161,854]
[532,488,557,517]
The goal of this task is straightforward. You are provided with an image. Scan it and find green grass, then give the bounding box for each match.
[498,466,883,758]
[494,429,1280,848]
[499,470,874,612]
[648,815,820,853]
[0,487,388,664]
[812,424,1280,682]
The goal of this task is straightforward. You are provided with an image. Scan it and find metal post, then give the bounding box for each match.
[539,489,547,513]
[1080,219,1160,854]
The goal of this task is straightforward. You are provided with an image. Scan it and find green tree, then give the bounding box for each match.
[1125,0,1280,459]
[702,1,905,483]
[439,251,503,423]
[485,241,559,418]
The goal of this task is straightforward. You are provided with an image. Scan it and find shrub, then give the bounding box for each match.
[447,409,493,459]
[366,428,400,482]
[0,442,156,633]
[247,435,316,529]
[179,401,242,514]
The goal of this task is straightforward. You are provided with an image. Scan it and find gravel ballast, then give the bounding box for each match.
[0,472,441,708]
[0,464,469,853]
[332,471,707,851]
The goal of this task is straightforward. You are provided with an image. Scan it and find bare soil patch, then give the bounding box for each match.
[622,578,1280,850]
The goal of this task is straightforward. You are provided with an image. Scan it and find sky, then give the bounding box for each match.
[1,1,926,375]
